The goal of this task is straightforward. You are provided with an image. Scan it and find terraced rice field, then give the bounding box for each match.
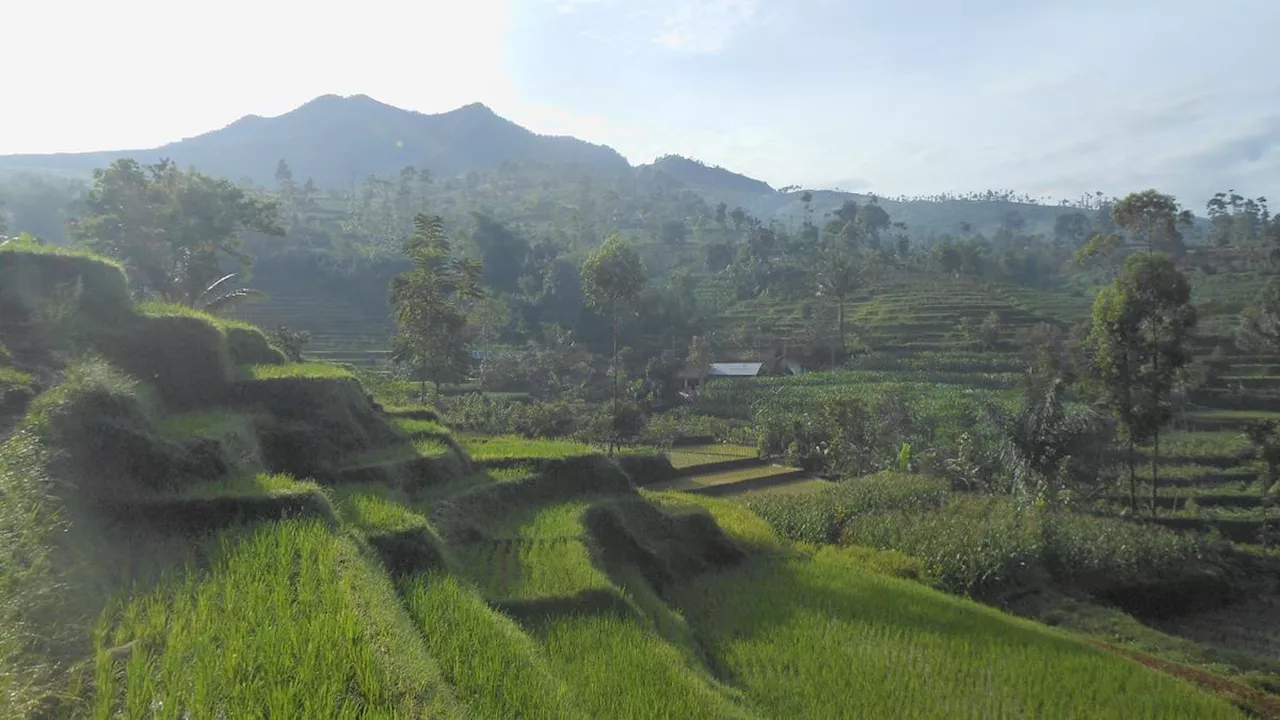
[669,444,758,469]
[649,465,808,495]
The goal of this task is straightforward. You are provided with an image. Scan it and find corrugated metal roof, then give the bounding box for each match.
[709,362,764,377]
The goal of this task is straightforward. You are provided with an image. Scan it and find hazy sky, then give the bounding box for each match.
[5,0,1279,204]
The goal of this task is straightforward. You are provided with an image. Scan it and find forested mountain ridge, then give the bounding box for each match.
[3,94,1112,241]
[0,94,631,187]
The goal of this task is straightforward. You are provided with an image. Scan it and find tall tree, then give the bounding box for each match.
[389,214,483,401]
[815,227,861,364]
[686,335,714,390]
[581,234,646,451]
[71,159,283,306]
[1111,190,1194,258]
[1086,252,1196,514]
[274,159,296,208]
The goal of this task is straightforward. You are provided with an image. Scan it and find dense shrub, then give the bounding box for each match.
[841,497,1042,597]
[750,473,1230,607]
[746,473,950,544]
[225,326,287,366]
[642,407,752,446]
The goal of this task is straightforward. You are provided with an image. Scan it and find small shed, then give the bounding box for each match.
[708,362,766,378]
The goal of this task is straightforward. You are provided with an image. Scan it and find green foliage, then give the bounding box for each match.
[267,324,311,362]
[195,272,267,315]
[745,473,950,544]
[389,214,483,398]
[70,159,283,305]
[223,326,287,365]
[737,372,1018,480]
[994,375,1115,502]
[1086,252,1197,512]
[1235,278,1280,355]
[1112,189,1194,256]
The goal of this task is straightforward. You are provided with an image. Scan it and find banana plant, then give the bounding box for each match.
[196,273,266,315]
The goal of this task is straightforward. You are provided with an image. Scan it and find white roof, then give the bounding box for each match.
[709,362,764,377]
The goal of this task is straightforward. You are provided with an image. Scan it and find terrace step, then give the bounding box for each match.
[675,456,765,477]
[1102,494,1266,510]
[647,465,809,496]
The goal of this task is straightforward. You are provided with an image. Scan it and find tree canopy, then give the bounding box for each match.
[70,159,283,305]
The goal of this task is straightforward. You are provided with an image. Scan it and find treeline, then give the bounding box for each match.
[5,159,1279,379]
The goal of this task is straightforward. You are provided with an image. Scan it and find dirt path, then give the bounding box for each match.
[1086,639,1280,718]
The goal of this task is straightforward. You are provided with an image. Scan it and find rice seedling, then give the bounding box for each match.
[537,615,759,719]
[89,520,461,718]
[393,417,454,440]
[399,573,584,718]
[242,362,355,380]
[670,554,1244,719]
[459,434,598,462]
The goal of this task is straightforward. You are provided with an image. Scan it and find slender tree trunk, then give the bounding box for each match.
[1128,437,1137,514]
[837,297,845,360]
[1151,313,1160,518]
[1151,427,1160,518]
[420,357,428,403]
[611,299,619,456]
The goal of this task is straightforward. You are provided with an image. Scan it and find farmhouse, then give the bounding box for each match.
[678,359,803,398]
[709,362,766,378]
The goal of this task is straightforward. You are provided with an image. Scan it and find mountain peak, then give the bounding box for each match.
[455,101,495,114]
[643,155,775,195]
[0,95,631,186]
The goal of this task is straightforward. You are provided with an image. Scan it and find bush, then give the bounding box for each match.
[642,408,749,446]
[746,473,950,544]
[841,496,1041,597]
[749,473,1229,605]
[225,326,287,366]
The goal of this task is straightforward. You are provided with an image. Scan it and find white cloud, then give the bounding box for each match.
[651,0,759,53]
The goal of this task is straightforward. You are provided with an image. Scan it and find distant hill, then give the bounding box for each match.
[636,155,774,196]
[0,95,631,187]
[0,94,1100,240]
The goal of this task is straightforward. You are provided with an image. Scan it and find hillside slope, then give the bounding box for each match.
[0,244,1251,718]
